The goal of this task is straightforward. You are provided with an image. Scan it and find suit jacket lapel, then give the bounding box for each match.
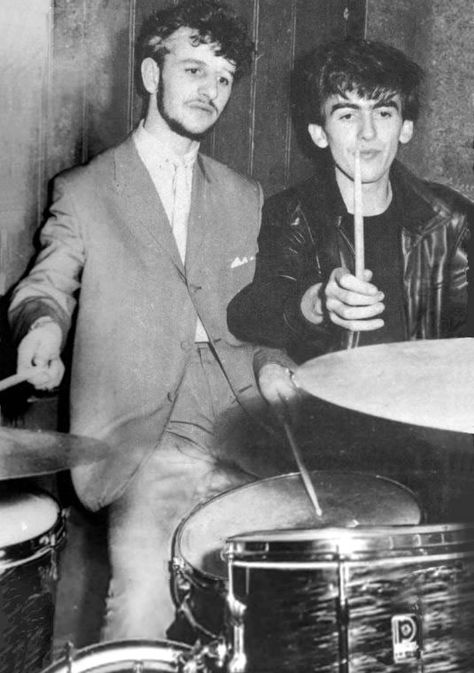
[113,136,184,271]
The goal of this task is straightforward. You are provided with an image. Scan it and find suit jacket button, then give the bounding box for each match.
[180,340,190,351]
[167,392,174,402]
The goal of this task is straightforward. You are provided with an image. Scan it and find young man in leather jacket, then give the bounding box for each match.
[228,39,474,409]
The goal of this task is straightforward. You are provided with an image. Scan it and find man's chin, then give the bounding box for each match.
[167,117,216,142]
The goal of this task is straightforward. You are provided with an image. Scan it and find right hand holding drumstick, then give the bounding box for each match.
[300,267,385,332]
[17,319,65,391]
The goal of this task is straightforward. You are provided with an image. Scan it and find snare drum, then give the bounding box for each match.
[225,524,474,673]
[171,471,421,638]
[0,486,65,673]
[41,640,206,672]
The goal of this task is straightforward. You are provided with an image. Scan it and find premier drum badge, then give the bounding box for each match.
[391,613,422,663]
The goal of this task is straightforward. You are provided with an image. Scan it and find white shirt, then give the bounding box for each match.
[133,121,209,342]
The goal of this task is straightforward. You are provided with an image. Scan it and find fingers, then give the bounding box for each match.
[30,358,65,391]
[17,323,64,390]
[325,267,385,331]
[258,364,302,424]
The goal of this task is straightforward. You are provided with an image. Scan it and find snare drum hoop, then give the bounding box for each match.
[42,640,193,673]
[172,469,421,585]
[0,493,66,568]
[225,521,474,565]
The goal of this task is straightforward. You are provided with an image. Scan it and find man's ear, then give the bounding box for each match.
[308,123,329,149]
[141,57,160,95]
[399,119,414,145]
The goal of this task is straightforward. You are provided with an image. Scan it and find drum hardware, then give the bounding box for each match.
[40,640,217,672]
[171,556,217,640]
[225,555,247,673]
[56,641,74,673]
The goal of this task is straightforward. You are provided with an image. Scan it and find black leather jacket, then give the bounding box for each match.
[228,160,473,364]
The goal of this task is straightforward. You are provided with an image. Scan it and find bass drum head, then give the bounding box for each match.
[175,470,421,582]
[42,640,194,673]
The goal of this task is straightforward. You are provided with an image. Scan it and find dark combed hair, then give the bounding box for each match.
[301,38,425,125]
[138,0,255,80]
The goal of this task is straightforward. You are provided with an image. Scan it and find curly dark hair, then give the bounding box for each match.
[300,38,425,125]
[138,0,255,80]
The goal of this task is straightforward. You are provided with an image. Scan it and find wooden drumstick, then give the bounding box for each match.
[353,146,365,280]
[0,369,41,393]
[283,420,323,518]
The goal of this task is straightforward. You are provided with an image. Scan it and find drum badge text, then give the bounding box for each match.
[391,614,421,663]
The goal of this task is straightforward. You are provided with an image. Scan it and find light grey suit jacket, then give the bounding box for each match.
[9,134,264,510]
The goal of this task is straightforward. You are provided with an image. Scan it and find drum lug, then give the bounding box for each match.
[226,595,247,673]
[182,637,229,672]
[172,556,192,594]
[59,641,75,673]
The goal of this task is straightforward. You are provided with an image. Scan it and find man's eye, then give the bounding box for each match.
[219,76,231,86]
[378,109,393,118]
[186,67,201,75]
[340,112,355,121]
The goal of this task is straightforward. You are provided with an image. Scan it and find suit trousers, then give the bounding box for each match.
[101,344,257,640]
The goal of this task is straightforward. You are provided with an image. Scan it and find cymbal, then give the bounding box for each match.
[294,338,474,434]
[0,426,110,480]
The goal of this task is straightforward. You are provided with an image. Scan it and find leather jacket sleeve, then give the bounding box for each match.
[227,189,339,363]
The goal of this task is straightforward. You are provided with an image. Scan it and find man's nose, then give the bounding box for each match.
[199,75,218,101]
[359,111,376,140]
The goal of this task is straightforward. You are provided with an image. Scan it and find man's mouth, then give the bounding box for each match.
[187,101,216,114]
[358,150,380,160]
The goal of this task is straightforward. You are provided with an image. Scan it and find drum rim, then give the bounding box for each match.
[171,469,420,582]
[43,639,192,673]
[0,506,65,566]
[225,521,474,562]
[227,521,474,541]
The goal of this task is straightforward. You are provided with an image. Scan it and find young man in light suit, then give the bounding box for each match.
[9,0,265,640]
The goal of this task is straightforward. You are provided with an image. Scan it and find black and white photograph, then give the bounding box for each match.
[1,1,474,671]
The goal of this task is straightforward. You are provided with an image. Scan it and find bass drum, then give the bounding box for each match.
[0,485,66,673]
[225,523,474,673]
[171,470,421,638]
[41,640,207,673]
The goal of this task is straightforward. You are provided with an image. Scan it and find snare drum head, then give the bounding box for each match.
[42,640,193,673]
[175,471,421,580]
[0,487,60,547]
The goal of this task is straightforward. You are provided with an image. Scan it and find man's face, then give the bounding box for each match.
[308,90,414,186]
[156,27,236,140]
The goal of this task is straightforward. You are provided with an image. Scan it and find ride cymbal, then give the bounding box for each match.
[294,338,474,433]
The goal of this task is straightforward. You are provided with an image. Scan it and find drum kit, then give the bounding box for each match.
[0,427,110,673]
[2,339,474,673]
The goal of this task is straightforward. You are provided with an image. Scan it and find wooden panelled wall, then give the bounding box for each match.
[0,0,365,298]
[365,0,474,200]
